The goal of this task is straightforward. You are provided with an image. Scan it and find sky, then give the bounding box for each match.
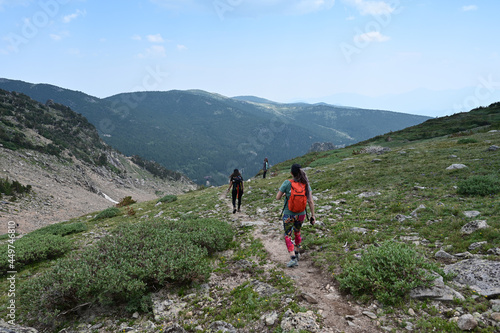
[1,0,499,117]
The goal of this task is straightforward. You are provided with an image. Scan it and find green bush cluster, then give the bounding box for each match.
[29,222,87,237]
[337,241,438,306]
[456,138,478,144]
[157,194,178,203]
[0,177,31,199]
[19,218,234,326]
[0,234,73,275]
[93,207,121,220]
[457,175,500,196]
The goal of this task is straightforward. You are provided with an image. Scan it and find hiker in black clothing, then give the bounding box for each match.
[263,158,269,178]
[227,169,244,213]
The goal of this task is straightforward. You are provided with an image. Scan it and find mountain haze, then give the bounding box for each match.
[0,78,431,185]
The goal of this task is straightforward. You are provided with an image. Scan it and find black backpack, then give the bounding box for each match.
[232,175,243,191]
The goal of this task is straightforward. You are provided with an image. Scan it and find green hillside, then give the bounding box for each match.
[1,103,498,332]
[0,79,430,185]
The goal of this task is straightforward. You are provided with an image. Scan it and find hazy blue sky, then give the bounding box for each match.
[1,0,499,116]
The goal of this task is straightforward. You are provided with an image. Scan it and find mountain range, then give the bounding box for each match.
[0,78,431,185]
[0,89,195,233]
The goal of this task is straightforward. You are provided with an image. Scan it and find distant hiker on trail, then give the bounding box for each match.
[227,169,244,214]
[263,158,269,178]
[276,164,315,268]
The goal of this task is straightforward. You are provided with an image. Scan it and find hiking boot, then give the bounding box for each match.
[286,258,298,268]
[233,208,236,214]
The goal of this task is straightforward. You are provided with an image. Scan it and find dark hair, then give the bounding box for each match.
[230,169,241,179]
[291,164,310,198]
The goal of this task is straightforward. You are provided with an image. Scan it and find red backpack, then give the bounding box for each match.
[287,179,307,213]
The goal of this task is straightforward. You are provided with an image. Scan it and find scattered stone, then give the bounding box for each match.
[251,280,278,297]
[410,274,465,301]
[486,145,499,151]
[434,250,456,261]
[457,314,478,331]
[281,309,320,332]
[362,311,377,319]
[446,164,467,170]
[444,259,500,297]
[351,227,369,234]
[395,214,412,223]
[468,241,487,251]
[463,211,481,218]
[207,321,236,333]
[487,247,500,255]
[299,292,319,304]
[357,191,381,198]
[461,220,489,235]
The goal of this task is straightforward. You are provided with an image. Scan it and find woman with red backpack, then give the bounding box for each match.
[227,169,244,214]
[275,164,316,267]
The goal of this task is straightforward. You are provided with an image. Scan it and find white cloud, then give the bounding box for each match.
[63,9,86,23]
[462,5,477,12]
[137,45,166,58]
[354,31,390,43]
[177,44,187,51]
[146,34,165,43]
[131,34,142,41]
[288,0,335,14]
[344,0,395,16]
[50,31,69,41]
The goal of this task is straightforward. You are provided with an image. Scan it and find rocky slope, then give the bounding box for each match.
[0,147,195,234]
[0,90,196,234]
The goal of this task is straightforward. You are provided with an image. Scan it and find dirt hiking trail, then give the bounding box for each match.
[221,191,383,333]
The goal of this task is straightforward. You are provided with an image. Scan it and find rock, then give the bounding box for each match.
[491,312,500,322]
[357,191,381,198]
[463,211,481,218]
[446,164,467,170]
[461,220,489,235]
[262,311,278,326]
[164,324,187,333]
[457,314,477,331]
[435,250,456,261]
[299,292,319,304]
[281,309,320,332]
[362,311,377,319]
[207,321,236,333]
[444,259,500,297]
[251,280,278,297]
[468,241,487,251]
[486,145,499,151]
[487,247,500,255]
[395,214,412,223]
[410,274,465,301]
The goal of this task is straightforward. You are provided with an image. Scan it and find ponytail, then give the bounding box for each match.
[291,164,310,199]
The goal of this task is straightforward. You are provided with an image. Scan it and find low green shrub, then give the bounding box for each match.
[456,138,478,144]
[30,222,87,237]
[19,218,233,326]
[337,241,438,306]
[93,206,121,220]
[157,194,177,203]
[171,218,234,254]
[457,175,500,196]
[0,234,72,275]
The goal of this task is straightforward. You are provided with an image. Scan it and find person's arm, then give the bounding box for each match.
[308,196,315,224]
[276,190,285,200]
[227,180,232,192]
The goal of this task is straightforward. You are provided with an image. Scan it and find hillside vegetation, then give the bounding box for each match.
[0,90,195,233]
[1,103,498,332]
[0,79,430,185]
